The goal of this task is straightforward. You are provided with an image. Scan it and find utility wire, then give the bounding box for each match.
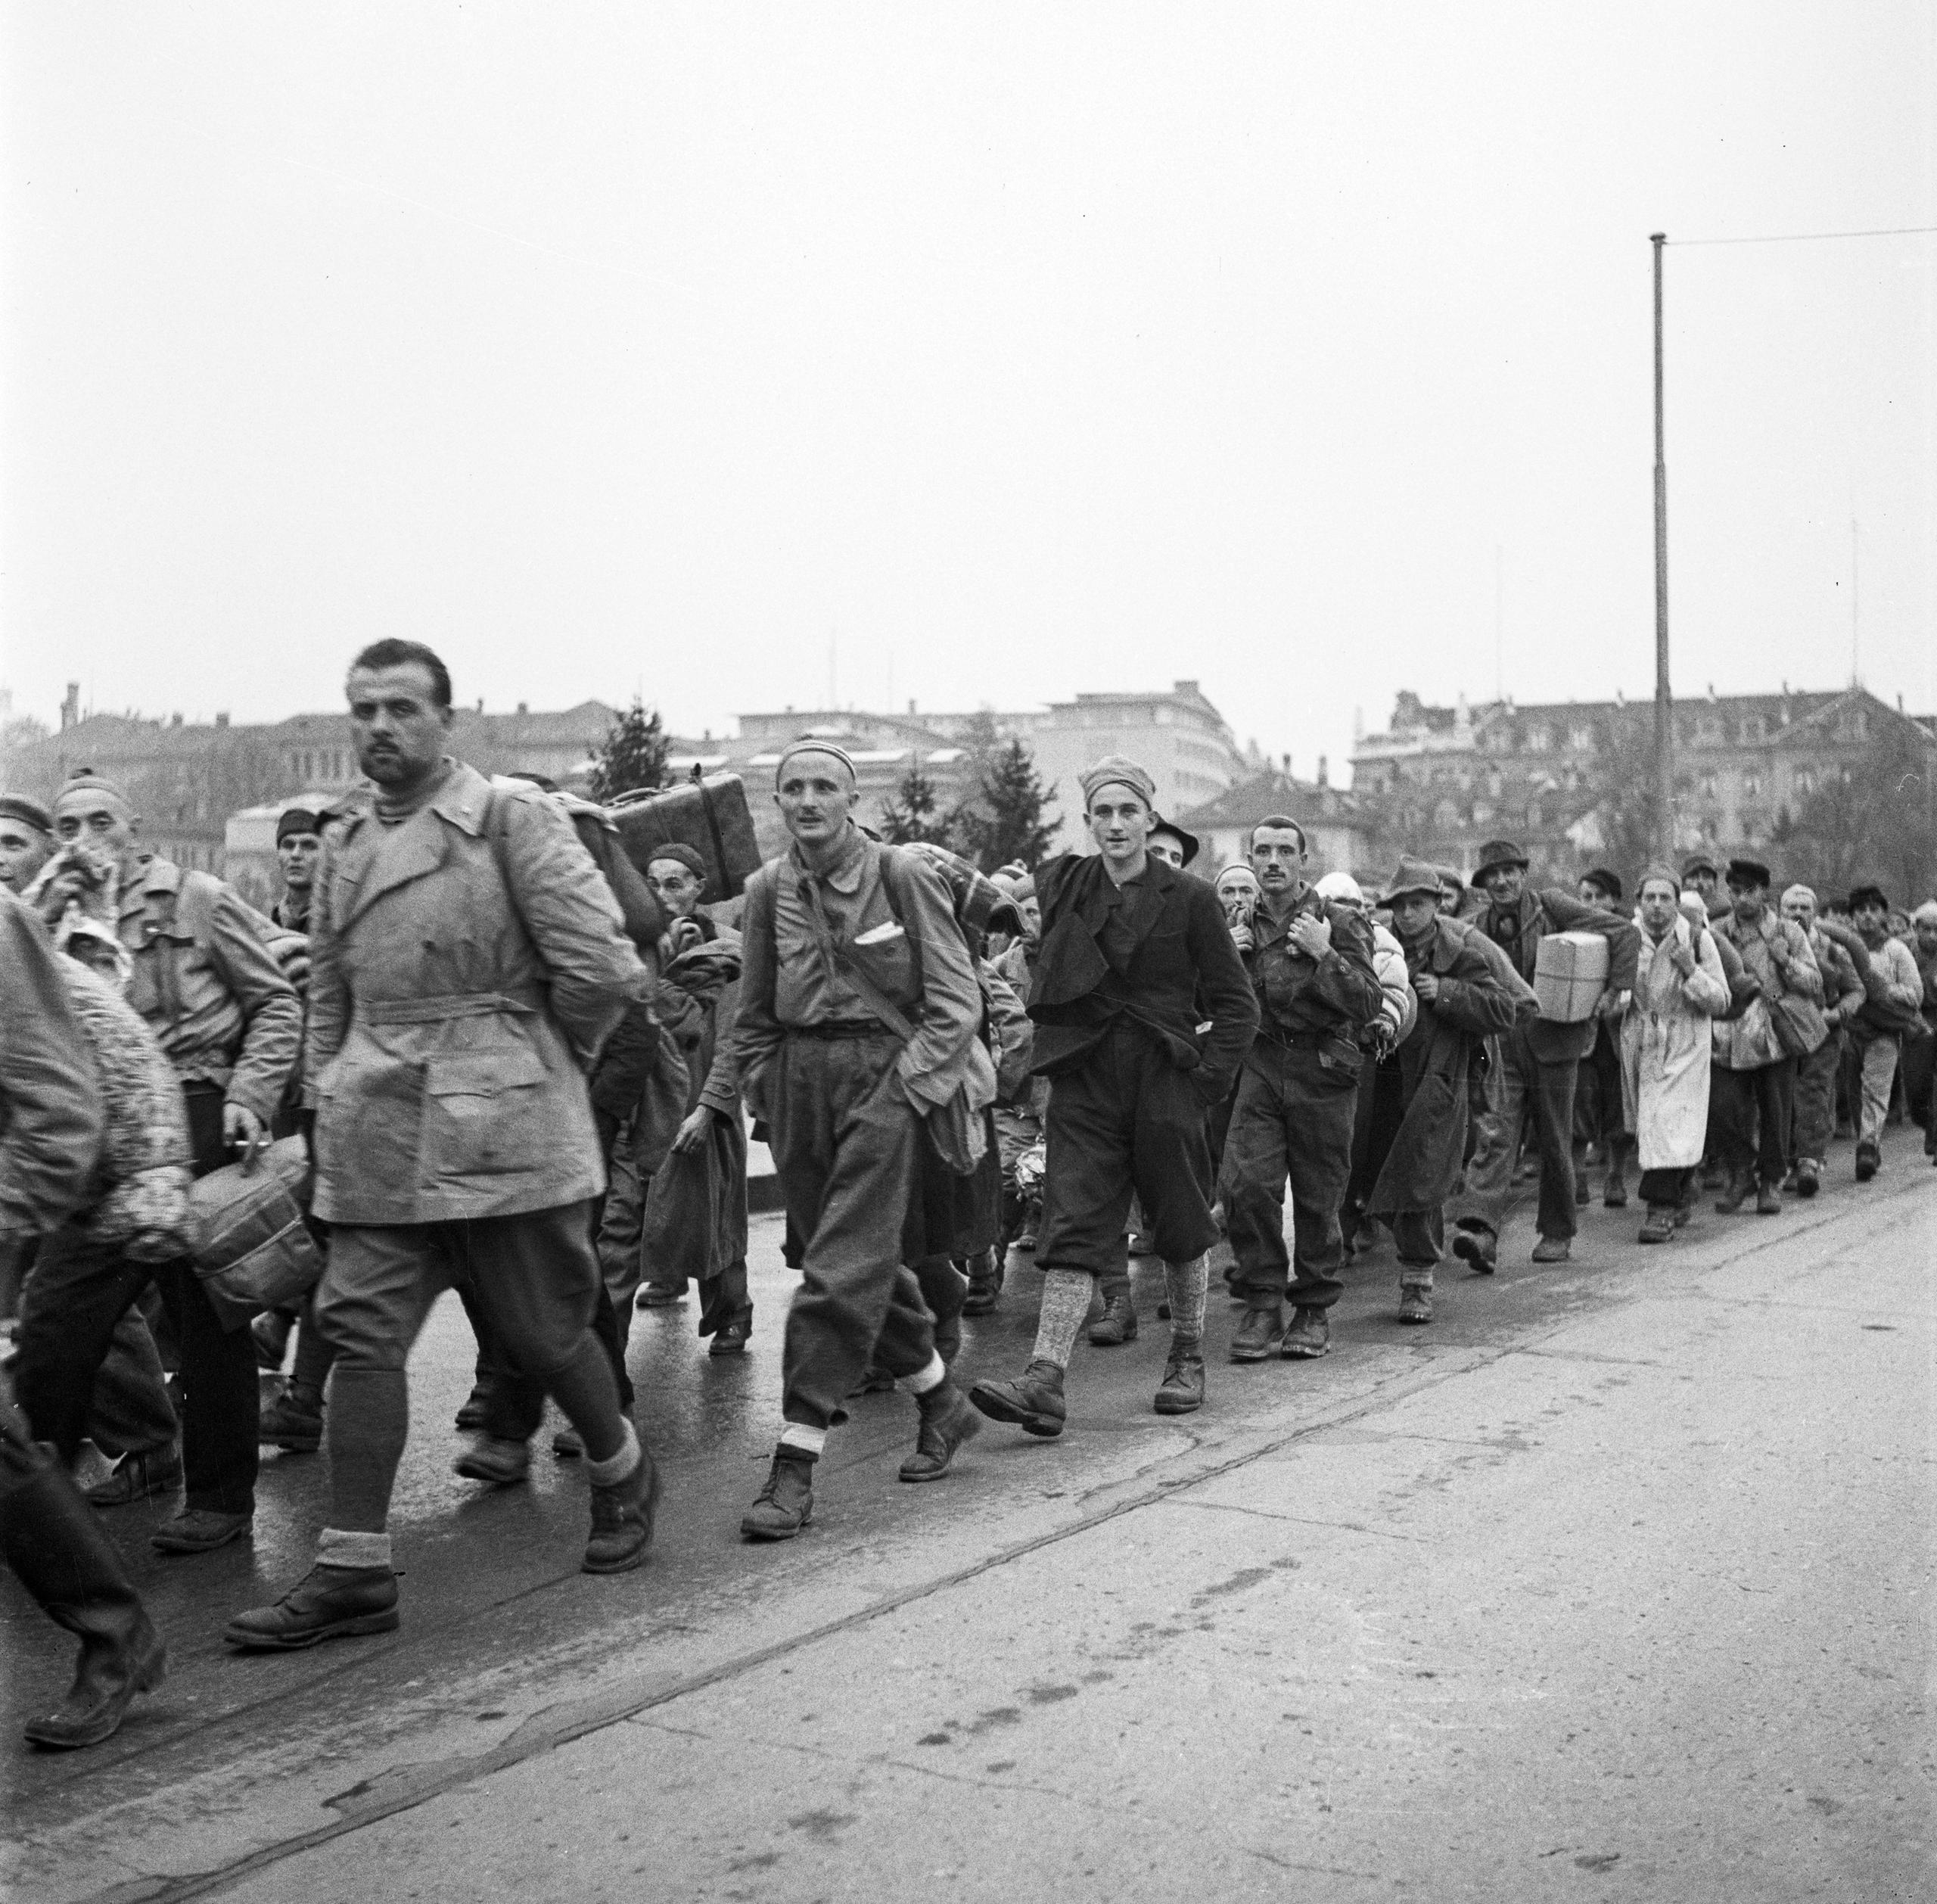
[1668,225,1937,247]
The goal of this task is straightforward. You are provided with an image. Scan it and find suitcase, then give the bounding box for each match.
[1534,931,1609,1023]
[610,774,762,903]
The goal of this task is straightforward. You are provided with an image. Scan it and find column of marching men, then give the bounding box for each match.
[4,638,1935,1751]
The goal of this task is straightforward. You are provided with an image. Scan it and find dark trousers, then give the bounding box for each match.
[1902,1017,1937,1153]
[1222,1041,1358,1310]
[1452,1029,1580,1243]
[1791,1033,1841,1165]
[1037,1022,1219,1274]
[1712,1059,1796,1186]
[1348,1054,1407,1227]
[1572,1032,1631,1188]
[13,1084,259,1515]
[770,1031,936,1431]
[1639,1165,1693,1206]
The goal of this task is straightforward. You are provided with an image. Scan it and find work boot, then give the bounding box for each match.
[259,1386,323,1454]
[453,1388,491,1433]
[635,1284,682,1308]
[1229,1304,1283,1362]
[962,1249,1004,1317]
[1855,1142,1881,1183]
[1398,1279,1433,1324]
[1087,1289,1139,1346]
[584,1449,661,1574]
[250,1308,294,1372]
[1280,1307,1330,1358]
[1154,1346,1206,1415]
[968,1360,1067,1438]
[2,1444,167,1749]
[1754,1181,1783,1215]
[1714,1169,1754,1214]
[899,1383,982,1482]
[1638,1206,1676,1244]
[453,1437,531,1486]
[1779,1163,1801,1193]
[1575,1174,1591,1207]
[742,1447,816,1541]
[1603,1173,1628,1209]
[708,1311,752,1356]
[1672,1192,1694,1228]
[151,1508,250,1555]
[85,1442,182,1507]
[1450,1226,1497,1274]
[1793,1158,1821,1199]
[1531,1235,1571,1264]
[224,1563,400,1650]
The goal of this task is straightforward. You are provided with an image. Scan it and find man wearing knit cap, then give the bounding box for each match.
[0,794,55,895]
[270,807,328,932]
[686,737,987,1538]
[969,754,1258,1432]
[16,768,300,1557]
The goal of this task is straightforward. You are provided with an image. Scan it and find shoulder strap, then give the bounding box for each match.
[797,873,917,1044]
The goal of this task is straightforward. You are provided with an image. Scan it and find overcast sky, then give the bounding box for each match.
[3,4,1931,777]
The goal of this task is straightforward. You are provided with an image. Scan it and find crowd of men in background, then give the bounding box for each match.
[4,638,1935,1753]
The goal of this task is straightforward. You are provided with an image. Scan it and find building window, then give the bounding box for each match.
[1741,773,1760,799]
[1793,767,1815,796]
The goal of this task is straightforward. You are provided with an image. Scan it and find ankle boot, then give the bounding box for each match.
[1087,1288,1138,1346]
[1154,1342,1206,1415]
[968,1360,1067,1438]
[1714,1168,1754,1214]
[961,1249,1004,1318]
[1,1444,166,1750]
[900,1382,982,1482]
[742,1447,816,1540]
[584,1449,661,1574]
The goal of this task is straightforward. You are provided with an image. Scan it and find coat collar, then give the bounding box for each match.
[1078,850,1177,963]
[334,761,493,928]
[789,823,869,896]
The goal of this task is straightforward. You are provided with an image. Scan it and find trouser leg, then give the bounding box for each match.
[152,1258,260,1516]
[83,1308,179,1460]
[773,1036,928,1431]
[1901,1022,1937,1150]
[289,1283,337,1394]
[1752,1060,1794,1185]
[1530,1059,1579,1241]
[1711,1067,1759,1177]
[12,1227,152,1467]
[1283,1060,1357,1308]
[1857,1037,1901,1147]
[1223,1062,1292,1303]
[1638,1165,1690,1205]
[1388,1209,1442,1285]
[1791,1035,1839,1163]
[313,1225,447,1533]
[597,1128,651,1305]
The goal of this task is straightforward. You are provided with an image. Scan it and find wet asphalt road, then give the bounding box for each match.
[6,1131,1934,1902]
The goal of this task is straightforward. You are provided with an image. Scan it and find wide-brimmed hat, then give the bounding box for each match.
[1474,838,1528,880]
[1382,856,1446,904]
[1148,815,1200,866]
[1725,857,1772,890]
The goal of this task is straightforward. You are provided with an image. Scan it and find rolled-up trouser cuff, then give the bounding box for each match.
[319,1526,393,1571]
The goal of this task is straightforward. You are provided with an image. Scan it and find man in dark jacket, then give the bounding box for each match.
[970,755,1258,1433]
[1449,840,1640,1268]
[1222,815,1384,1364]
[1368,860,1528,1321]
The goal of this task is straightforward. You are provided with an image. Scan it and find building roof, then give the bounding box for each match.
[1175,768,1371,832]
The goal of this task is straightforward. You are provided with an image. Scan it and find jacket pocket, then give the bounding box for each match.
[420,1044,550,1183]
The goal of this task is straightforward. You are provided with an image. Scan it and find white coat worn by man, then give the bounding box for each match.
[228,641,656,1653]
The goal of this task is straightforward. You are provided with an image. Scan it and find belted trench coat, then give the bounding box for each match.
[305,761,647,1226]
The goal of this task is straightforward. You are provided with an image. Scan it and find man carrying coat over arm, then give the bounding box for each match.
[227,640,658,1652]
[971,755,1259,1433]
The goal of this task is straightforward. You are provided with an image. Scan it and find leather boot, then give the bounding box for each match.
[961,1249,1004,1318]
[1754,1181,1783,1215]
[742,1447,816,1540]
[1793,1158,1820,1198]
[1714,1169,1754,1214]
[584,1449,661,1574]
[1398,1278,1433,1324]
[1637,1206,1676,1244]
[968,1360,1067,1438]
[1087,1289,1138,1346]
[899,1382,982,1482]
[1855,1142,1881,1183]
[1230,1304,1283,1362]
[453,1436,531,1486]
[2,1446,166,1750]
[224,1563,400,1651]
[1154,1344,1206,1415]
[1280,1307,1330,1358]
[259,1386,323,1454]
[1450,1225,1497,1274]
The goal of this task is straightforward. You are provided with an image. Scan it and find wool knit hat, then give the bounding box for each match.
[275,807,327,845]
[1078,754,1155,807]
[643,842,708,880]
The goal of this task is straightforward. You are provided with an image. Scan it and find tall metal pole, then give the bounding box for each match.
[1652,233,1674,862]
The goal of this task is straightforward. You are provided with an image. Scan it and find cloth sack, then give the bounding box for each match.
[189,1137,323,1330]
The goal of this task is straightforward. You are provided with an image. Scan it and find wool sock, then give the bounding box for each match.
[584,1419,640,1488]
[779,1423,827,1458]
[1162,1255,1208,1346]
[1030,1269,1096,1370]
[903,1352,947,1396]
[325,1367,409,1532]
